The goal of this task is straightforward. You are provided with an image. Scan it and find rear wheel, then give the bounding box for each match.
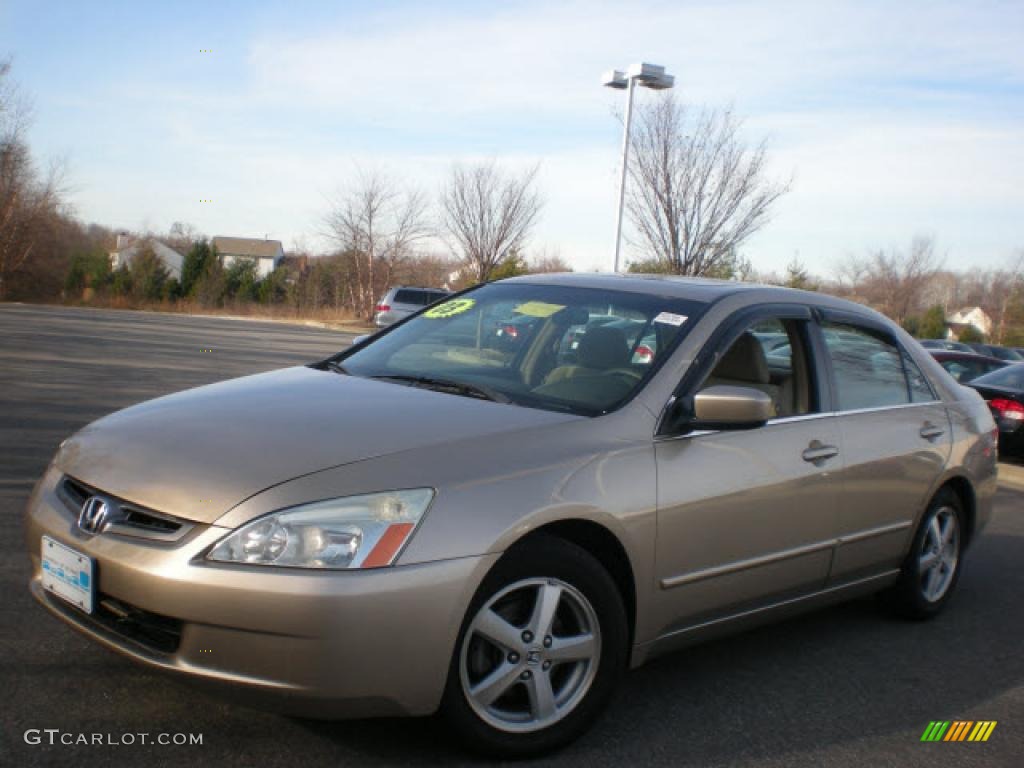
[880,488,964,619]
[442,535,628,757]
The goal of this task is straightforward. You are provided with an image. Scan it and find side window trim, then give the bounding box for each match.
[806,312,836,414]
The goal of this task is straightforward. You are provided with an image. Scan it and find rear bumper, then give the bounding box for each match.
[25,467,497,718]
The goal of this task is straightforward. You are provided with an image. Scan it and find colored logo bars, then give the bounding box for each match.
[921,721,997,742]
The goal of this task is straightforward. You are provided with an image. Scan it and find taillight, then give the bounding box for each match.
[503,324,519,339]
[989,398,1024,420]
[375,304,390,313]
[635,344,654,363]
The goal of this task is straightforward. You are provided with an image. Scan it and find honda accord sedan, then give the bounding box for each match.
[25,274,997,756]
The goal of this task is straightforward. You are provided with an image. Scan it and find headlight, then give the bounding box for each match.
[206,489,434,569]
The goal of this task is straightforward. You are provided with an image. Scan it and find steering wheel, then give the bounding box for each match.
[607,368,643,382]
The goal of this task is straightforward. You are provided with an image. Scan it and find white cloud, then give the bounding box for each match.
[37,0,1024,276]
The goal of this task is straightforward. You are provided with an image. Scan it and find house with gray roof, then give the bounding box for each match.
[213,236,284,278]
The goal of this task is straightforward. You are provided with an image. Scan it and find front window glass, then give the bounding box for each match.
[698,318,815,418]
[338,283,705,415]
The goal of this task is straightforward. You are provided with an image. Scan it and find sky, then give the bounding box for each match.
[1,0,1022,276]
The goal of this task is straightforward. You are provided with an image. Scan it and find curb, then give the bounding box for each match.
[997,461,1024,491]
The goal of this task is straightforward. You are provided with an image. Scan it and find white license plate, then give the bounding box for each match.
[41,536,94,614]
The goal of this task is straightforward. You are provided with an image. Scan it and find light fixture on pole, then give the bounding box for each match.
[602,62,674,273]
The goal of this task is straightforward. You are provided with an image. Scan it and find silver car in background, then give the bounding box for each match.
[24,274,997,757]
[374,286,450,327]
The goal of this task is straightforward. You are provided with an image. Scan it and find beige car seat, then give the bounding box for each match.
[701,333,786,417]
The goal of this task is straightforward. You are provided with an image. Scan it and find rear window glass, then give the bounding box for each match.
[902,352,936,402]
[394,289,427,305]
[822,323,910,410]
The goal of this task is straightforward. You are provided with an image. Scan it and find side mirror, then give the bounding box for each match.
[691,385,774,430]
[350,334,370,346]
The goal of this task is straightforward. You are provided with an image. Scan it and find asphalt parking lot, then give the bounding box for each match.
[1,303,1022,767]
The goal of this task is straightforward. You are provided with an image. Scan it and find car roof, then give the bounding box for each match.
[501,272,891,322]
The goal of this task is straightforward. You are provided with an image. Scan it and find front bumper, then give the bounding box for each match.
[25,467,497,718]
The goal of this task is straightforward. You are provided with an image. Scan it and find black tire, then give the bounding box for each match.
[441,534,628,758]
[880,488,965,620]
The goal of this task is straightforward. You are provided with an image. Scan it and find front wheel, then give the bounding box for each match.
[442,536,628,757]
[880,488,964,619]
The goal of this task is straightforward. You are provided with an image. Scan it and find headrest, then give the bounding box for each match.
[578,326,631,369]
[712,332,769,384]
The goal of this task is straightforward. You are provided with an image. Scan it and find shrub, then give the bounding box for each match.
[958,325,985,343]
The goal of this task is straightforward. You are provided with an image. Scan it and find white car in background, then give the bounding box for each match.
[374,286,451,327]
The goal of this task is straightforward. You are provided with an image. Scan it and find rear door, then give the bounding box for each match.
[653,306,842,634]
[817,315,951,583]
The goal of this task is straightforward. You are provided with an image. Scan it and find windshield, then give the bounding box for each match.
[335,282,706,415]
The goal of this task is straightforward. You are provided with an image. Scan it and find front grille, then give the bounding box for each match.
[58,476,193,543]
[61,476,90,508]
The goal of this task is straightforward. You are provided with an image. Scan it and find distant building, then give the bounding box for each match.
[109,234,184,280]
[213,236,284,278]
[947,306,992,338]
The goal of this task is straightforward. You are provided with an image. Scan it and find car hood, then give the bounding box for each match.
[55,366,579,524]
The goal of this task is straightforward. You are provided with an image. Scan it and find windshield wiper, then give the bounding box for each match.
[369,374,510,404]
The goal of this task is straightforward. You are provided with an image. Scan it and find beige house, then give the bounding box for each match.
[213,236,284,278]
[109,234,184,280]
[946,306,992,338]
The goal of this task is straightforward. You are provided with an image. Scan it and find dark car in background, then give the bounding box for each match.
[964,342,1024,362]
[965,364,1024,453]
[920,339,973,353]
[929,350,1009,383]
[374,286,451,327]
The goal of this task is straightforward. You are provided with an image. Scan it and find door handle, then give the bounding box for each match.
[802,441,839,463]
[919,422,945,441]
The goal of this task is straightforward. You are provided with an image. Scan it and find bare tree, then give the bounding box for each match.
[529,246,572,274]
[970,252,1024,344]
[0,58,66,299]
[834,235,943,324]
[166,221,201,255]
[625,95,789,276]
[441,162,543,283]
[324,169,431,318]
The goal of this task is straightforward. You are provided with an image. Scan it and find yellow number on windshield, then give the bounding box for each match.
[423,298,476,319]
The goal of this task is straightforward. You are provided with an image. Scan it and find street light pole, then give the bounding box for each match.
[602,62,674,273]
[611,76,635,275]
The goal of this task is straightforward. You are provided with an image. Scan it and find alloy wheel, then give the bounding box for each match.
[919,506,960,603]
[459,577,601,733]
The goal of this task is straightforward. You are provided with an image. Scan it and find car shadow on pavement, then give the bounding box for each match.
[297,530,1024,766]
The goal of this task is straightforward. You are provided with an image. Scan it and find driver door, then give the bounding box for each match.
[652,310,842,636]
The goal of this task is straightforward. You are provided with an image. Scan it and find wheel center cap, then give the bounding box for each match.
[526,648,542,666]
